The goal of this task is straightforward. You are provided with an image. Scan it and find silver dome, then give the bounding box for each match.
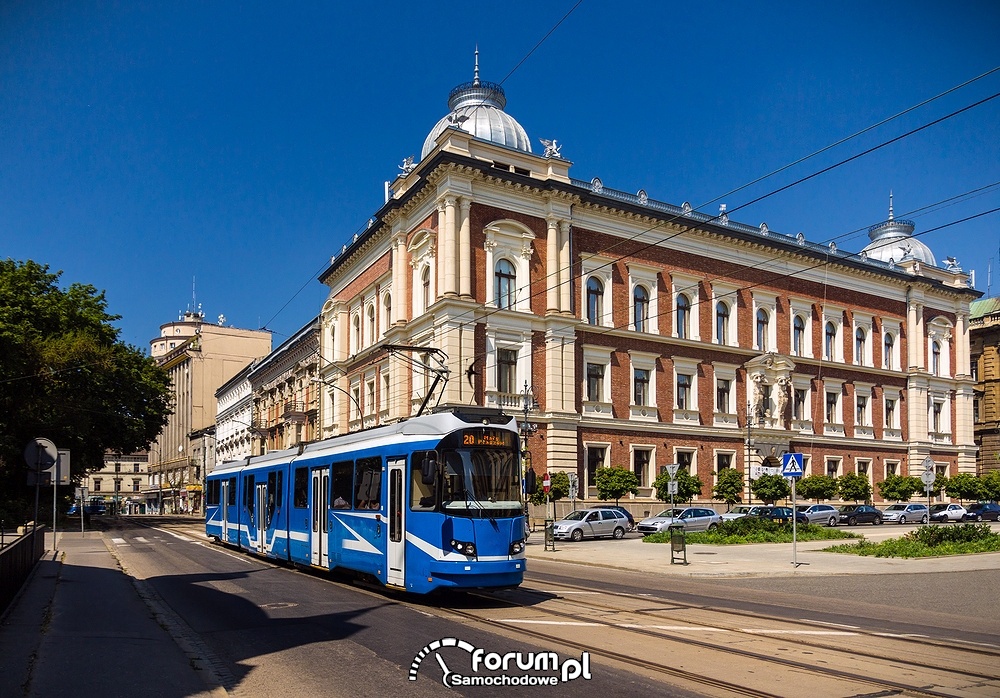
[860,195,936,266]
[420,54,531,159]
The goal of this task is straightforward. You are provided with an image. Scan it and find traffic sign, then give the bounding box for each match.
[667,481,678,495]
[781,453,804,478]
[665,463,680,479]
[24,438,58,471]
[922,456,934,473]
[920,469,936,486]
[543,473,551,494]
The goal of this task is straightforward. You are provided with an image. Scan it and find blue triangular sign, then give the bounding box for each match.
[781,452,804,478]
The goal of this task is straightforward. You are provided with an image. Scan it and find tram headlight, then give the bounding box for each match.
[450,539,477,557]
[509,540,525,555]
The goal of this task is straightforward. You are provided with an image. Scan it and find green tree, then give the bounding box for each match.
[653,468,703,503]
[877,474,921,502]
[837,472,872,503]
[528,471,569,506]
[712,467,744,510]
[594,466,639,505]
[750,474,790,504]
[797,474,840,502]
[0,260,172,510]
[946,473,984,503]
[981,470,1000,501]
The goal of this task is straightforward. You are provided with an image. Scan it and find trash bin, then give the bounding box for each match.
[544,518,556,551]
[668,523,687,565]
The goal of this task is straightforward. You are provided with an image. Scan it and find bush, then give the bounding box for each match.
[826,524,1000,557]
[642,516,858,545]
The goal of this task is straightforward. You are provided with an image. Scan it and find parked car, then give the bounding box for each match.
[753,506,809,525]
[838,504,883,526]
[795,504,840,526]
[637,507,722,535]
[721,505,770,521]
[594,504,636,531]
[551,508,631,542]
[881,503,929,524]
[962,502,1000,522]
[929,503,967,523]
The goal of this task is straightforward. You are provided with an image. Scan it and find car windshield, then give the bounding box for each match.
[884,505,905,511]
[439,447,522,518]
[930,504,947,512]
[795,506,810,512]
[730,506,752,514]
[654,509,684,518]
[839,505,859,512]
[562,510,591,521]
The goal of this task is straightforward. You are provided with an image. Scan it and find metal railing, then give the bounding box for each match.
[1,525,46,614]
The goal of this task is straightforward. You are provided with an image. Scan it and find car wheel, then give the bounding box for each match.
[899,516,906,524]
[571,529,583,542]
[827,516,837,527]
[975,515,982,523]
[921,515,928,524]
[613,526,625,539]
[848,516,858,526]
[708,523,719,531]
[873,517,882,525]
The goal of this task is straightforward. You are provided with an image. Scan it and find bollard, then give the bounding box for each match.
[544,518,556,552]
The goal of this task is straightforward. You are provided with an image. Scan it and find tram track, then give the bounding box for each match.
[436,582,1000,698]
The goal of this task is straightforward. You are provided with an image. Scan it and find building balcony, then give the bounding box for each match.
[282,401,306,423]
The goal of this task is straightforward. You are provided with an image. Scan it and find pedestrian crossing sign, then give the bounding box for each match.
[781,453,804,478]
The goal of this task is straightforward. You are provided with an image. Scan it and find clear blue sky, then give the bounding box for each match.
[3,1,999,351]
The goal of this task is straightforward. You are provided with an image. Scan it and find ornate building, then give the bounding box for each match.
[970,297,1000,473]
[314,60,979,506]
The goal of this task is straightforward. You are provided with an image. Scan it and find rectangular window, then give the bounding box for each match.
[932,402,943,432]
[497,349,518,394]
[677,373,692,410]
[885,398,896,428]
[355,457,382,509]
[244,475,255,512]
[677,451,693,473]
[411,451,436,510]
[634,369,649,406]
[826,391,838,423]
[587,363,604,402]
[587,446,606,487]
[206,480,220,505]
[793,388,807,420]
[94,479,102,492]
[133,463,140,473]
[826,459,840,478]
[856,395,868,425]
[331,461,353,509]
[717,452,732,472]
[716,379,730,413]
[886,461,899,477]
[228,477,237,505]
[633,448,651,487]
[132,479,140,492]
[293,468,309,508]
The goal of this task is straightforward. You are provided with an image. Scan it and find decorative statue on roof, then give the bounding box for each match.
[539,139,562,158]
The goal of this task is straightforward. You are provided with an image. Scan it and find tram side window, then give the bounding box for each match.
[206,480,220,506]
[355,457,382,509]
[331,461,353,509]
[293,468,308,508]
[228,477,237,505]
[411,450,436,510]
[244,475,255,512]
[266,471,277,523]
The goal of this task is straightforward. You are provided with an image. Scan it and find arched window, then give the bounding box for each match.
[494,259,516,310]
[825,322,837,360]
[366,305,376,345]
[352,314,361,353]
[884,333,895,369]
[932,340,941,376]
[586,277,604,326]
[716,301,729,344]
[756,309,770,351]
[633,286,649,333]
[421,267,431,313]
[676,294,691,339]
[382,294,391,334]
[855,327,867,364]
[792,315,805,356]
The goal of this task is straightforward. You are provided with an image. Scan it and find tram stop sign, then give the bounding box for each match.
[920,469,936,487]
[543,473,551,494]
[24,438,58,471]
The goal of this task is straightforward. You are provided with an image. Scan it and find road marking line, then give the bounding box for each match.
[743,629,857,635]
[498,619,602,627]
[111,537,127,545]
[134,536,149,543]
[800,619,860,629]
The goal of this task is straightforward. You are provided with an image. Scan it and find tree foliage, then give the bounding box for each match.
[652,468,702,504]
[837,473,872,503]
[946,473,984,503]
[797,474,839,502]
[528,470,570,506]
[594,466,639,505]
[712,467,744,509]
[0,260,172,507]
[750,474,790,504]
[877,474,921,502]
[981,470,1000,502]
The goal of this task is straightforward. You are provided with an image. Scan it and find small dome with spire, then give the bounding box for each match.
[421,49,532,159]
[860,193,936,266]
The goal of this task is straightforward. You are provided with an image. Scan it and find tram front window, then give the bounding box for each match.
[418,448,521,518]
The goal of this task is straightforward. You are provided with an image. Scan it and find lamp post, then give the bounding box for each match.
[521,380,538,509]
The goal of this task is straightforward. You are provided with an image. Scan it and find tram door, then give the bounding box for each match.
[255,481,267,554]
[310,467,329,567]
[220,479,229,540]
[387,459,406,587]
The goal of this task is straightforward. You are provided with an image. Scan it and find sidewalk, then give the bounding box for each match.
[0,531,223,698]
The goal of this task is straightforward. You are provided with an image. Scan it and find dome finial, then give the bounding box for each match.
[888,190,894,221]
[473,45,480,87]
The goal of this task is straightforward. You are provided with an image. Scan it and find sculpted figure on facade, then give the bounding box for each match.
[775,376,790,429]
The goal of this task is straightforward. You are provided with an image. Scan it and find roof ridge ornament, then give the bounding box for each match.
[473,46,480,87]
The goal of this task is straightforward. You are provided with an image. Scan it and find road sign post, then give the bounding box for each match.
[920,467,936,523]
[781,453,805,567]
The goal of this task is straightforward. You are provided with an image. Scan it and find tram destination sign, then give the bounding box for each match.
[461,429,517,448]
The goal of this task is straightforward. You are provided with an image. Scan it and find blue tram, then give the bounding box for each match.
[205,408,529,594]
